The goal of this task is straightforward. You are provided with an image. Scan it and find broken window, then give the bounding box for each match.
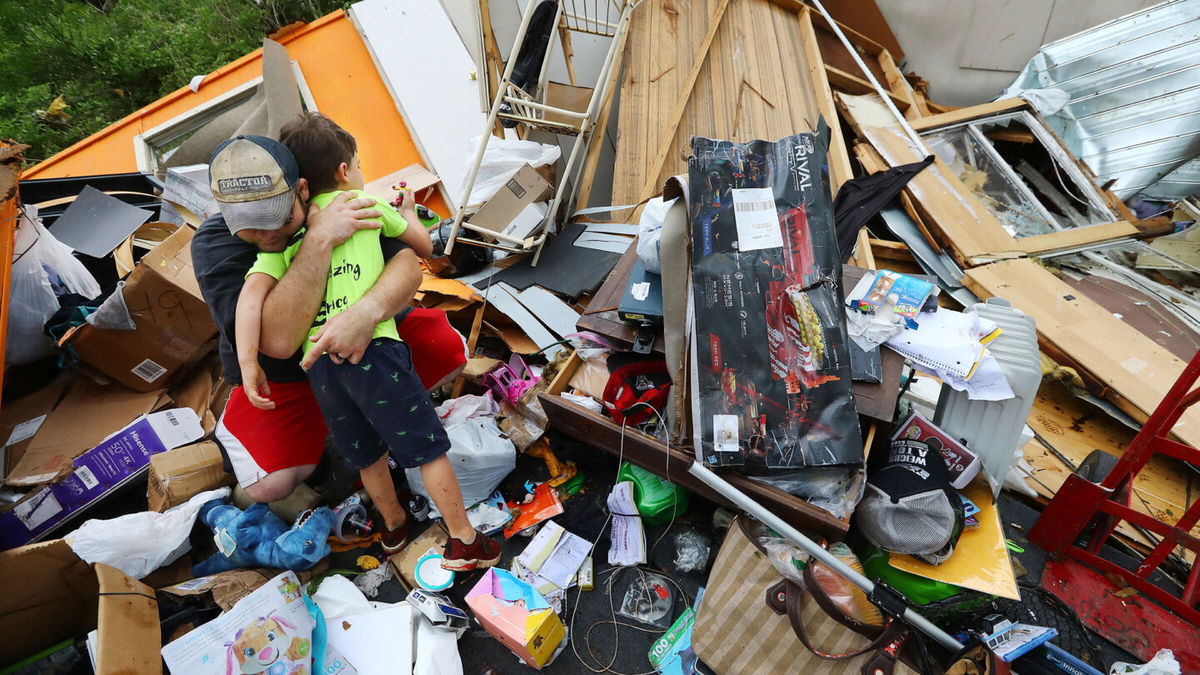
[922,111,1119,238]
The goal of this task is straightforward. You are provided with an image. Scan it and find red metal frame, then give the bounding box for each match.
[1029,349,1200,627]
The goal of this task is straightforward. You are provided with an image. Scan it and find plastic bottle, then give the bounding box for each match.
[617,462,690,525]
[933,298,1040,497]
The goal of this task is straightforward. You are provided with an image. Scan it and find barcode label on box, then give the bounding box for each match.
[74,465,100,490]
[165,410,180,426]
[506,178,526,200]
[731,188,783,251]
[132,358,167,383]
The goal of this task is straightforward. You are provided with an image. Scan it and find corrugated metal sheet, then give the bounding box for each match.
[1008,0,1200,200]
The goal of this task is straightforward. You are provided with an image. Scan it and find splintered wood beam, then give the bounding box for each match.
[636,0,733,202]
[479,0,506,138]
[797,7,852,191]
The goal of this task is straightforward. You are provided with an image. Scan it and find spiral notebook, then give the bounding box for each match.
[884,309,1002,380]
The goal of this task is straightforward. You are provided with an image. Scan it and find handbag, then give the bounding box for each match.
[692,517,926,675]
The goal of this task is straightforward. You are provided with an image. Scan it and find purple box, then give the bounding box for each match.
[0,417,169,550]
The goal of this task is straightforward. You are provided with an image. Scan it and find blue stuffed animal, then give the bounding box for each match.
[194,499,335,576]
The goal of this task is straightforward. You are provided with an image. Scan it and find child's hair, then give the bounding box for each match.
[279,112,358,195]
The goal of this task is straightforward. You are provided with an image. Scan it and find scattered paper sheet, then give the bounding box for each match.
[516,520,591,590]
[607,481,647,567]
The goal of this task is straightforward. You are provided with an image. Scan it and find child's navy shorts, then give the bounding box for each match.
[307,338,450,470]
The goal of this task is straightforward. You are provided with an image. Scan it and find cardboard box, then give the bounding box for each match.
[0,539,161,672]
[0,409,204,551]
[60,225,218,392]
[6,379,166,486]
[0,377,71,479]
[466,164,552,242]
[147,441,233,512]
[389,522,449,591]
[465,568,566,670]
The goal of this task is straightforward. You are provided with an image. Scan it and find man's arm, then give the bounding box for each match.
[259,192,381,357]
[299,247,422,369]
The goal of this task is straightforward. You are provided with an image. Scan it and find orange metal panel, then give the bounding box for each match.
[0,144,20,398]
[23,11,447,216]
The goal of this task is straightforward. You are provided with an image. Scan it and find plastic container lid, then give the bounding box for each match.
[415,553,455,591]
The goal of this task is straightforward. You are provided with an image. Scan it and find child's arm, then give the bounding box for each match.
[392,188,433,258]
[235,273,279,410]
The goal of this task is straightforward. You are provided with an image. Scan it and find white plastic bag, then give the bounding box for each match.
[463,136,560,205]
[407,397,516,516]
[1110,649,1181,675]
[414,615,464,675]
[7,209,101,365]
[635,197,674,273]
[65,487,230,579]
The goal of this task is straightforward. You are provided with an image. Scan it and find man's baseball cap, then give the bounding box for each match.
[855,438,965,565]
[209,135,300,234]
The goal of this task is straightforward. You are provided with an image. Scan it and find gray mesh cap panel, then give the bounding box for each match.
[856,483,958,555]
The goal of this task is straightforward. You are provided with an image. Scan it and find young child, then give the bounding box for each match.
[233,113,500,570]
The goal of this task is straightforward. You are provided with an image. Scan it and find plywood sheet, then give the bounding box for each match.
[1021,381,1199,555]
[611,0,851,205]
[965,258,1200,450]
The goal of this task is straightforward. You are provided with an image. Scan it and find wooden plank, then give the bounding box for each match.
[1013,222,1140,256]
[451,301,487,397]
[612,0,853,206]
[823,66,911,109]
[541,393,850,539]
[963,258,1200,450]
[478,0,506,138]
[908,98,1026,132]
[796,8,852,192]
[636,0,733,202]
[349,0,486,212]
[1021,381,1199,554]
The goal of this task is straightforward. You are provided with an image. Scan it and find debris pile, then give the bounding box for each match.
[2,0,1199,673]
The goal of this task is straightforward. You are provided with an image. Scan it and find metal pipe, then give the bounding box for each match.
[687,462,964,651]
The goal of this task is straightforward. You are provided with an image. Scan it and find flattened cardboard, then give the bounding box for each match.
[0,377,71,479]
[0,410,202,549]
[0,540,161,672]
[364,163,442,200]
[48,185,154,258]
[6,379,164,486]
[389,523,448,591]
[147,441,233,512]
[60,225,217,392]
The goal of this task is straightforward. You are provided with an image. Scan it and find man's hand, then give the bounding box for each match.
[306,191,382,248]
[299,297,383,370]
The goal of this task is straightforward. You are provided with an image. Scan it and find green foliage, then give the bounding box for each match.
[0,0,346,162]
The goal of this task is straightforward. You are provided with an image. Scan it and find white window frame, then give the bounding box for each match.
[133,61,318,173]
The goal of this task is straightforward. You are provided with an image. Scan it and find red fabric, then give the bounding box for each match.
[396,307,467,389]
[221,381,327,473]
